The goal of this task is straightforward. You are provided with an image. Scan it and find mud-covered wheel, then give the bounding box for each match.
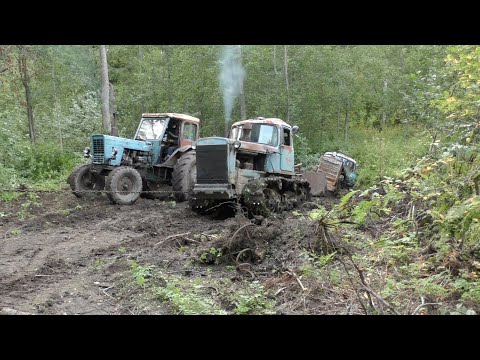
[69,165,105,199]
[172,151,196,202]
[105,167,142,205]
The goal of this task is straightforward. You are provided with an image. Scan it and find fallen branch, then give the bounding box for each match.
[235,248,252,264]
[274,287,287,296]
[412,302,441,315]
[360,284,400,315]
[102,286,115,299]
[287,268,307,292]
[230,223,255,242]
[237,263,255,279]
[155,232,191,246]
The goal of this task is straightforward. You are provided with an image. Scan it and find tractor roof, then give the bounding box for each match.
[232,117,290,128]
[142,113,201,123]
[324,152,357,164]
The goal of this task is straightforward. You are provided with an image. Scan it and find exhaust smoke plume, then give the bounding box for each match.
[219,45,245,135]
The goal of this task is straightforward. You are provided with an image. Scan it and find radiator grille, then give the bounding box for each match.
[196,144,228,183]
[92,137,105,164]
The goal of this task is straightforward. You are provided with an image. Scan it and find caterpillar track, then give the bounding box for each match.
[242,176,311,216]
[191,176,311,218]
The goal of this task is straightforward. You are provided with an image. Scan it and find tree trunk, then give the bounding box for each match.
[382,79,388,129]
[337,90,342,135]
[344,95,350,143]
[283,45,290,122]
[138,45,145,113]
[109,82,118,136]
[51,58,63,151]
[165,46,173,109]
[18,46,35,145]
[405,109,409,135]
[99,45,111,133]
[238,46,246,119]
[273,45,278,76]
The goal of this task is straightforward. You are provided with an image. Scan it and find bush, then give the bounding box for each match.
[17,143,79,181]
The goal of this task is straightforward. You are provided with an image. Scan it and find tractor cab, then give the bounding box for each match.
[228,117,298,174]
[134,113,199,165]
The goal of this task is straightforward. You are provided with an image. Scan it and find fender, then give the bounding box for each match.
[157,145,194,168]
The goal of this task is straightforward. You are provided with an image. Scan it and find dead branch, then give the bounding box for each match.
[230,223,255,242]
[360,284,400,315]
[155,232,191,246]
[412,302,441,315]
[235,248,252,263]
[237,262,256,279]
[274,287,287,296]
[34,274,61,277]
[287,268,307,292]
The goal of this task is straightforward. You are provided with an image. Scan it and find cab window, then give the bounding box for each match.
[183,123,197,141]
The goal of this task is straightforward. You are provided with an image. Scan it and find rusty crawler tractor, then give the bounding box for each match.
[68,113,200,205]
[190,117,311,217]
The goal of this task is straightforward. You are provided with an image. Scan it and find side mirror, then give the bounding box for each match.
[292,125,299,134]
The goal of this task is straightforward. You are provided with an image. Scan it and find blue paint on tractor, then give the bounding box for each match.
[91,134,152,166]
[280,146,294,172]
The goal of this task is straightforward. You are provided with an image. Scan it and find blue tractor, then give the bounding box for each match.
[68,113,200,205]
[190,117,311,216]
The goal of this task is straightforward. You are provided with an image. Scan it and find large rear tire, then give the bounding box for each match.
[69,165,105,199]
[171,151,196,202]
[105,167,142,205]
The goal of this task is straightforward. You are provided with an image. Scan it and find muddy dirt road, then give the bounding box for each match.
[0,191,348,315]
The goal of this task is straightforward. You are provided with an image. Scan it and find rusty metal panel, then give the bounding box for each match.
[237,142,277,154]
[232,118,289,128]
[303,171,327,196]
[316,155,343,192]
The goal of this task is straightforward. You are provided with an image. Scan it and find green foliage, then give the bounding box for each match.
[306,251,337,268]
[199,247,223,264]
[231,281,275,315]
[130,261,154,286]
[453,276,480,303]
[156,281,227,315]
[434,46,480,122]
[18,143,78,181]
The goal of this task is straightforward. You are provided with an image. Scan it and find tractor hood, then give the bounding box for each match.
[91,134,152,166]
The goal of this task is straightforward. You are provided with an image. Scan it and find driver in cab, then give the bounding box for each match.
[163,122,179,160]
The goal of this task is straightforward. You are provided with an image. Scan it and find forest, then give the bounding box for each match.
[0,45,479,315]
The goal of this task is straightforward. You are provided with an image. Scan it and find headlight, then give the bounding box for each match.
[83,147,91,158]
[233,140,241,149]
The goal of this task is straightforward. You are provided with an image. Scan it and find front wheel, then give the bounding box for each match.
[105,167,143,205]
[69,165,105,199]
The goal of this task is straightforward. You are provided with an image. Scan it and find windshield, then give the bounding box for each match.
[135,118,168,140]
[232,124,278,146]
[250,124,278,146]
[342,159,357,173]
